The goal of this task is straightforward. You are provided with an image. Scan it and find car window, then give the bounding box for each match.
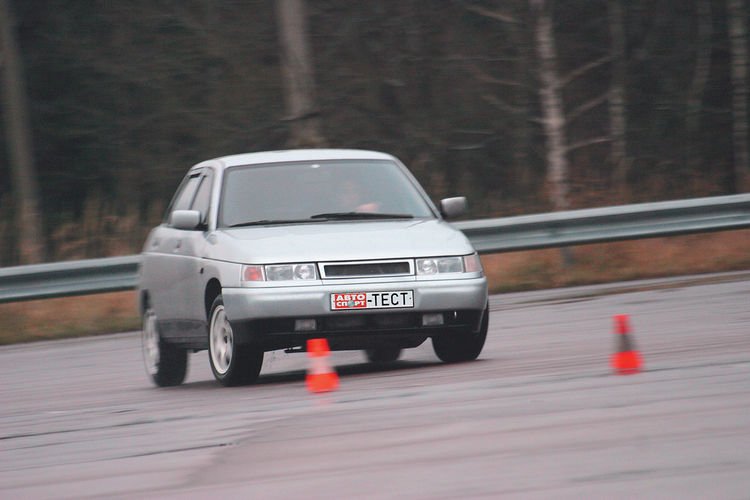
[170,174,202,213]
[191,173,212,223]
[219,160,435,227]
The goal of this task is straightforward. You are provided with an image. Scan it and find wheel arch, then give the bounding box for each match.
[205,279,222,319]
[139,290,150,315]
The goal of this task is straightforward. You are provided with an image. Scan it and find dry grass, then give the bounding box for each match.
[0,195,163,266]
[482,229,750,293]
[0,291,139,345]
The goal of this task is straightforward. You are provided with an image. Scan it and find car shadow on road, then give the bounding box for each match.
[257,359,442,385]
[177,359,443,389]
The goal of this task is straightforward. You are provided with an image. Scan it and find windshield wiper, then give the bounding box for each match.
[310,212,414,220]
[229,219,327,228]
[230,213,415,227]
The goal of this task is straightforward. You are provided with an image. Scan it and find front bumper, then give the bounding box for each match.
[222,276,488,349]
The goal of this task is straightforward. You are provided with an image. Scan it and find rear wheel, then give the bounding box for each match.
[142,308,188,387]
[208,295,263,386]
[364,346,402,364]
[432,305,489,363]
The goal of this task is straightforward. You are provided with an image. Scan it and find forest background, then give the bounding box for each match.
[1,1,750,342]
[1,0,749,265]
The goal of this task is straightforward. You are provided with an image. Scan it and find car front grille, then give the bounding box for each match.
[321,260,412,278]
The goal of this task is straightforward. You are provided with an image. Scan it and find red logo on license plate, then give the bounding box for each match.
[332,293,367,309]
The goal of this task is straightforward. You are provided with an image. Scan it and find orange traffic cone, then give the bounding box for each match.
[610,314,643,375]
[306,338,339,393]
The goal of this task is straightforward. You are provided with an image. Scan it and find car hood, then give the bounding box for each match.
[208,219,474,263]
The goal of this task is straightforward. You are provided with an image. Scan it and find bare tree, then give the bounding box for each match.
[530,0,570,211]
[464,2,535,190]
[0,0,44,263]
[727,0,749,191]
[608,0,629,188]
[484,3,536,190]
[275,0,326,148]
[685,0,713,170]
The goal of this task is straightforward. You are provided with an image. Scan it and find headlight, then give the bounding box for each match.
[242,263,318,282]
[271,263,317,281]
[416,253,483,276]
[416,256,465,275]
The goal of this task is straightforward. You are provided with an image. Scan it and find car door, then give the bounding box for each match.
[143,169,208,343]
[173,169,215,345]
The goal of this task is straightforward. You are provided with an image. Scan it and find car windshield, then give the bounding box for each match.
[219,159,435,227]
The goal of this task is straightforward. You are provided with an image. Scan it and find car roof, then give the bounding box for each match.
[203,149,397,169]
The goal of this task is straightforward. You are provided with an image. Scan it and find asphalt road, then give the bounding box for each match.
[1,272,749,499]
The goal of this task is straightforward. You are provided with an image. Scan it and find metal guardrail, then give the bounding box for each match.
[453,193,750,253]
[2,194,750,304]
[0,255,140,304]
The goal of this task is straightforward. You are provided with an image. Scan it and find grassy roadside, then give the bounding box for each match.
[1,229,749,346]
[0,291,140,345]
[482,230,750,293]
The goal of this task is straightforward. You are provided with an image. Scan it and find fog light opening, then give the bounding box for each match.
[422,313,444,326]
[295,319,317,331]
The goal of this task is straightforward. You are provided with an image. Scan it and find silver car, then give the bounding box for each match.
[139,149,488,386]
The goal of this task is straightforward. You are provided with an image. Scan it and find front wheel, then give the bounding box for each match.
[142,308,188,387]
[432,305,489,363]
[208,295,263,386]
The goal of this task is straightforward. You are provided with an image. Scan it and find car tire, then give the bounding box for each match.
[432,304,489,363]
[364,346,402,364]
[208,295,263,386]
[142,308,188,387]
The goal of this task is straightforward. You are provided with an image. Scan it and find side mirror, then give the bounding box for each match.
[440,197,467,219]
[171,209,202,230]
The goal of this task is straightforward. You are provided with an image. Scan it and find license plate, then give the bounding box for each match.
[330,291,414,310]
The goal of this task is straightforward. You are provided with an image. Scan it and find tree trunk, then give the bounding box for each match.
[275,0,326,148]
[608,0,629,190]
[727,0,749,192]
[0,0,44,263]
[510,6,533,192]
[530,0,569,211]
[685,0,712,170]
